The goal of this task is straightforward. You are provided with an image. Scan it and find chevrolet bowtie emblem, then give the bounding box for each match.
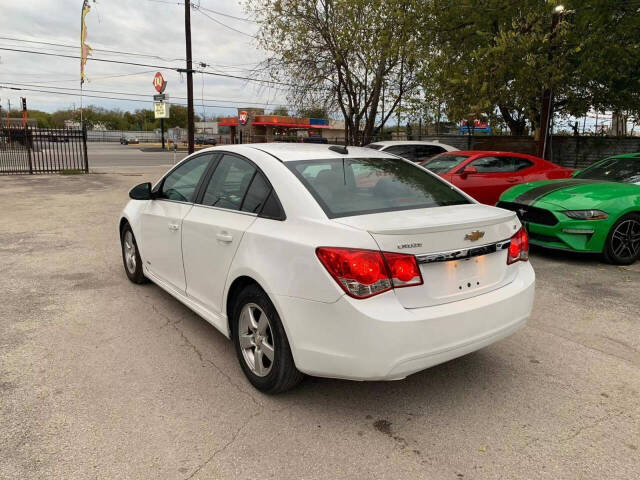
[464,230,485,242]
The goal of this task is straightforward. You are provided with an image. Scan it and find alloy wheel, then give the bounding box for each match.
[238,303,275,377]
[611,219,640,261]
[123,230,137,274]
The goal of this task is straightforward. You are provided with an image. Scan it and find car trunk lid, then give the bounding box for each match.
[333,204,521,308]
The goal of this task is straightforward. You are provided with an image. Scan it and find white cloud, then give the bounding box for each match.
[0,0,287,116]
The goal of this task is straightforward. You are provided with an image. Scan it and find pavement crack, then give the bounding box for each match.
[146,300,264,408]
[184,410,261,480]
[560,410,625,443]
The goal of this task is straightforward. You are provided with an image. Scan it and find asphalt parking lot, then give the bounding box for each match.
[1,151,639,479]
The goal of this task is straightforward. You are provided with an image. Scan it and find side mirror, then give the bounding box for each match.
[129,182,153,200]
[460,166,478,178]
[571,169,581,177]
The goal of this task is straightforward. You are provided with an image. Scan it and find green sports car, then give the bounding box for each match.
[497,153,640,265]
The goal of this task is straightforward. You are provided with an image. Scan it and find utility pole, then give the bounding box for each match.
[184,0,195,154]
[538,6,565,159]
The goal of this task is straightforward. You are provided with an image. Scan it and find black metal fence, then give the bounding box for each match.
[0,126,88,174]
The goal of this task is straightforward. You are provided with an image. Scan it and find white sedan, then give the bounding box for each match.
[120,143,535,392]
[364,140,459,162]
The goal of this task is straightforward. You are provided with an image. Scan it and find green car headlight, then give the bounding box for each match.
[563,209,609,220]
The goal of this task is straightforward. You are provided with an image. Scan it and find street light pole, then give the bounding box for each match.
[538,5,565,159]
[184,0,195,154]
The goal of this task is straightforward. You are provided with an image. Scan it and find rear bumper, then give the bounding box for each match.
[276,262,535,381]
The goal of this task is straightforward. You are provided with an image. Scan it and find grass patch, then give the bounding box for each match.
[60,169,85,175]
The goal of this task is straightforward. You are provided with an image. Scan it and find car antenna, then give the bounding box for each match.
[329,145,348,154]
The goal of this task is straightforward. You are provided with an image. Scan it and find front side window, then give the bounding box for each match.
[160,154,212,202]
[288,157,469,218]
[422,153,470,173]
[201,154,256,211]
[469,156,515,173]
[575,157,640,183]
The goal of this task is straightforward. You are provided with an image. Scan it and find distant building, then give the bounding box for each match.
[64,120,81,129]
[195,122,218,135]
[218,108,334,143]
[1,117,37,127]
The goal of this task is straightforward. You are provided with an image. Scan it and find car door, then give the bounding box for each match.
[141,153,214,293]
[450,155,519,205]
[182,153,273,325]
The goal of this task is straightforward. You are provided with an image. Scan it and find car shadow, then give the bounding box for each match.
[529,244,604,266]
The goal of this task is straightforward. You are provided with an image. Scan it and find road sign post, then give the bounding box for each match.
[153,74,169,149]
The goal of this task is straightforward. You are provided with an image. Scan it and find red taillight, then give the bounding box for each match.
[316,247,423,299]
[382,252,423,287]
[507,228,529,265]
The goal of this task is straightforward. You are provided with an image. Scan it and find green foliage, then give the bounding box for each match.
[419,0,640,135]
[247,0,422,145]
[270,106,289,116]
[5,104,199,130]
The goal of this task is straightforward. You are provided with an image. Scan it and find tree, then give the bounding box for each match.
[270,106,289,116]
[246,0,421,145]
[420,0,640,137]
[296,105,329,119]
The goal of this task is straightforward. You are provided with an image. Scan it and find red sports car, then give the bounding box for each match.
[421,151,574,205]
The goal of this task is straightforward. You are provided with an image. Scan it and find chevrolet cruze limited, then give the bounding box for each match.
[119,144,535,392]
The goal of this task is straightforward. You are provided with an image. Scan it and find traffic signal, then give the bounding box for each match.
[21,97,27,111]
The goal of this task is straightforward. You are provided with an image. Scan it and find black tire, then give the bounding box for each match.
[603,213,640,265]
[120,224,148,284]
[232,284,303,393]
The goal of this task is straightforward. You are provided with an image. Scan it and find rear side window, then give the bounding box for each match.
[241,172,270,213]
[511,157,534,171]
[415,145,446,161]
[201,154,255,211]
[287,157,469,218]
[383,145,417,161]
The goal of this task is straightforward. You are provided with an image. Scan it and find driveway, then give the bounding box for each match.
[1,170,638,479]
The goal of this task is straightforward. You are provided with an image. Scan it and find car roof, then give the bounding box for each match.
[369,140,448,147]
[608,152,640,159]
[448,150,536,157]
[201,143,394,162]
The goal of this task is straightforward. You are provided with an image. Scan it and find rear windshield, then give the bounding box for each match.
[421,153,470,173]
[364,144,383,150]
[287,157,470,218]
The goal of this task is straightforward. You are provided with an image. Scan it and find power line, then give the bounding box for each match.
[0,81,289,106]
[195,8,256,38]
[0,84,249,110]
[0,47,279,86]
[0,46,321,90]
[146,0,256,23]
[0,36,185,62]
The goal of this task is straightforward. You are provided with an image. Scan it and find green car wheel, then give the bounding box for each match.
[604,213,640,265]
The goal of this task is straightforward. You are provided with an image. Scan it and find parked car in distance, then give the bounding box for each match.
[120,136,139,145]
[196,136,217,146]
[498,153,640,265]
[365,140,459,162]
[421,151,574,205]
[120,143,535,392]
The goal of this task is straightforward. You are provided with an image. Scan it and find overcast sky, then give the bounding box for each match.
[0,0,288,117]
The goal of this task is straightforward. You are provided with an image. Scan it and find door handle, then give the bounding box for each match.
[216,232,233,243]
[168,223,180,231]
